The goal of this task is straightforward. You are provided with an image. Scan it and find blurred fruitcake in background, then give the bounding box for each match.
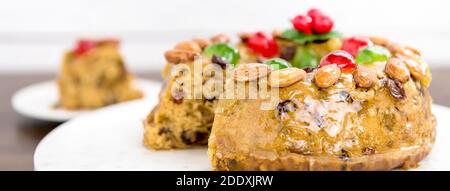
[57,39,142,110]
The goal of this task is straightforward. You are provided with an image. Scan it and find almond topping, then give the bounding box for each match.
[192,38,211,49]
[211,33,230,43]
[385,58,410,83]
[314,64,341,88]
[164,49,199,64]
[174,41,202,52]
[233,63,272,82]
[268,68,306,88]
[353,66,377,88]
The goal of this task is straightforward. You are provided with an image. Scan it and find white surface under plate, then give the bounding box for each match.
[33,100,450,171]
[11,79,160,122]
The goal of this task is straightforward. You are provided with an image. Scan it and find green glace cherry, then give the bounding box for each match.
[204,43,240,66]
[263,58,292,70]
[356,45,391,65]
[292,46,319,69]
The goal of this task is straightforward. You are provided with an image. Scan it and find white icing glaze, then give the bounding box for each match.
[294,94,362,137]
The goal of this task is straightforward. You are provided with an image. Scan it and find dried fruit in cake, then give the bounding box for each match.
[385,78,406,100]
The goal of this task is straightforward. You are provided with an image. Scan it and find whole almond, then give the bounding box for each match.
[268,68,306,88]
[164,49,199,64]
[403,58,425,81]
[385,43,403,54]
[405,45,421,56]
[369,36,390,46]
[385,58,410,83]
[192,38,211,49]
[388,44,420,59]
[396,46,420,59]
[233,63,272,82]
[314,64,341,88]
[174,41,202,52]
[353,66,377,88]
[211,33,230,43]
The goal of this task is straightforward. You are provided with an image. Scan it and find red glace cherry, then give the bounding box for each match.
[319,50,356,72]
[292,15,313,35]
[341,36,372,57]
[293,9,334,35]
[312,15,334,34]
[307,8,323,19]
[247,32,279,58]
[74,39,97,56]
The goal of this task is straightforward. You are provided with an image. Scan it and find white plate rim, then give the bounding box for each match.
[32,99,152,171]
[11,79,160,122]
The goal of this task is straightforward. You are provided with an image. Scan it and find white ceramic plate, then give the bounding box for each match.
[34,101,450,171]
[12,79,161,122]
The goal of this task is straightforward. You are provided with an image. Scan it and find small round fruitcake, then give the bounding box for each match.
[208,9,435,170]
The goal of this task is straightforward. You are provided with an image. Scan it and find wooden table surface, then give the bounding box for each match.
[1,69,449,170]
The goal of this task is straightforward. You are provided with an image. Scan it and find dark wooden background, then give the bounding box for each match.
[1,68,449,170]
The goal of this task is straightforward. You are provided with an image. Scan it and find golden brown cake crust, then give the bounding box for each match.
[210,140,434,171]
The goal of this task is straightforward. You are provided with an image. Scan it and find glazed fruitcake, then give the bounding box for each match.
[207,9,435,170]
[57,39,143,110]
[145,8,435,170]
